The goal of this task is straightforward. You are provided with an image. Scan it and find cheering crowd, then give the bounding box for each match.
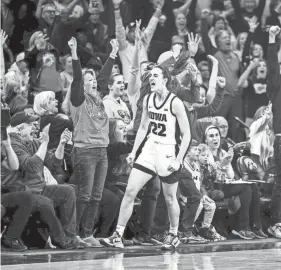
[1,0,281,251]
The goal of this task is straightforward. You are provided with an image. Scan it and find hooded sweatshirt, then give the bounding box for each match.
[4,62,29,92]
[103,95,131,125]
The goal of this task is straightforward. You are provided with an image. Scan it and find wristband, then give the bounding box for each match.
[110,53,117,59]
[114,7,120,11]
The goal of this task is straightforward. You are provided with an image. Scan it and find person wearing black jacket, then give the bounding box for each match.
[266,26,281,239]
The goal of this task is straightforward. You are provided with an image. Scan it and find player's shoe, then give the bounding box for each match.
[99,231,124,248]
[161,233,180,250]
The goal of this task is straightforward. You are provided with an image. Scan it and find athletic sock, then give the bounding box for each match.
[169,226,178,236]
[116,225,126,237]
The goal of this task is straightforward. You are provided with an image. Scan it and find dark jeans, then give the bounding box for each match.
[70,147,108,238]
[178,172,202,232]
[42,184,76,238]
[223,183,261,230]
[138,176,161,237]
[95,188,121,237]
[1,192,35,239]
[217,95,245,142]
[271,135,281,225]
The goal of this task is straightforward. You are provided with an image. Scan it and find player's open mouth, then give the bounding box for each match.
[150,82,156,87]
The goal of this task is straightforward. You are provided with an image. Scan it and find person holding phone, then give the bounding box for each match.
[203,125,267,240]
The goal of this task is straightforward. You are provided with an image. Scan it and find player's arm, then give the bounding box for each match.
[131,95,150,155]
[172,98,191,164]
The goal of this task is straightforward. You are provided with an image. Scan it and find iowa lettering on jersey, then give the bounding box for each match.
[148,112,167,137]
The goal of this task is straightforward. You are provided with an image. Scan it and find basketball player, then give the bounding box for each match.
[100,65,191,250]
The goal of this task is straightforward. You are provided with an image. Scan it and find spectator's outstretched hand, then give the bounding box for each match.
[216,76,226,88]
[135,20,142,48]
[110,39,119,55]
[248,17,259,33]
[68,37,77,52]
[34,34,49,50]
[0,30,8,47]
[41,124,50,143]
[201,9,210,19]
[269,26,281,39]
[60,128,72,144]
[112,0,123,8]
[207,55,218,66]
[187,33,201,58]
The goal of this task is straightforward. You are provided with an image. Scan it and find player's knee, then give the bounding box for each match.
[124,187,138,202]
[164,192,178,207]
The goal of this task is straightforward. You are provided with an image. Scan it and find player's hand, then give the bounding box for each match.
[126,152,136,166]
[167,159,181,173]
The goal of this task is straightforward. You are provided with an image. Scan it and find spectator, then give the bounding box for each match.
[113,0,162,81]
[25,31,62,106]
[4,52,29,96]
[234,32,248,61]
[203,125,267,239]
[103,74,131,125]
[60,54,73,97]
[197,60,210,90]
[66,37,118,247]
[8,113,89,248]
[201,9,245,142]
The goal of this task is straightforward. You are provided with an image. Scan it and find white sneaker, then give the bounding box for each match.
[268,224,281,239]
[100,231,124,248]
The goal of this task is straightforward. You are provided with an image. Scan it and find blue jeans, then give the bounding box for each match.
[70,147,108,238]
[271,135,281,225]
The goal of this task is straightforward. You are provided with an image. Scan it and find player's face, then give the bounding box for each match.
[149,67,167,92]
[205,128,221,150]
[187,146,199,161]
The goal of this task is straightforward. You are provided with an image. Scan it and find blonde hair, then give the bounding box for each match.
[33,91,55,116]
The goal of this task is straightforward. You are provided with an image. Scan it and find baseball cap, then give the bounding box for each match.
[16,52,25,63]
[10,111,39,127]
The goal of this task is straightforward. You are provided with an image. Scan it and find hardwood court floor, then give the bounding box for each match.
[2,238,281,269]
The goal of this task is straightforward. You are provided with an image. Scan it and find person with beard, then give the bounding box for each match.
[238,59,269,127]
[36,1,57,37]
[65,37,118,247]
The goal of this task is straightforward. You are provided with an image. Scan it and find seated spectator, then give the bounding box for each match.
[60,54,73,97]
[203,125,267,239]
[7,112,90,248]
[248,105,274,180]
[25,31,62,106]
[33,91,74,180]
[179,140,225,242]
[1,132,79,251]
[103,74,131,126]
[197,143,225,201]
[178,140,208,244]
